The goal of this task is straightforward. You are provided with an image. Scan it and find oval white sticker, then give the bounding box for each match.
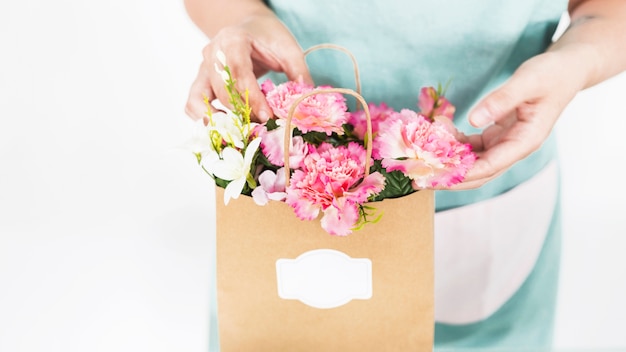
[276,249,372,309]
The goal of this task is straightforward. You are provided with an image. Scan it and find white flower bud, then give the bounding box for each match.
[214,63,229,83]
[216,50,227,66]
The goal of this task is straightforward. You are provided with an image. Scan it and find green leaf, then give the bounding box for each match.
[370,160,416,201]
[300,131,329,145]
[265,118,279,131]
[352,203,384,232]
[214,177,230,190]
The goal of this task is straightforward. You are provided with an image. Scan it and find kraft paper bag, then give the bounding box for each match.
[215,186,434,352]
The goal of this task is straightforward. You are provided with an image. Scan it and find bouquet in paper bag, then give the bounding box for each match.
[186,48,476,236]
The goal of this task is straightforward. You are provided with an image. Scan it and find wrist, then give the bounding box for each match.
[185,0,274,38]
[546,42,600,91]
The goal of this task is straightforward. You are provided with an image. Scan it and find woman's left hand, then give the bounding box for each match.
[448,49,587,190]
[449,0,626,190]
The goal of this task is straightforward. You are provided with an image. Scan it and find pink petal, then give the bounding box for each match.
[320,200,359,236]
[252,186,270,206]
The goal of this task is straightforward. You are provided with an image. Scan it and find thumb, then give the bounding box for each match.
[469,74,535,128]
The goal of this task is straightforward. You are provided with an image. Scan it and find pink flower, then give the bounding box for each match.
[261,79,314,119]
[252,168,288,205]
[418,86,455,121]
[254,121,308,169]
[262,79,349,135]
[347,102,396,144]
[319,198,359,237]
[375,111,475,188]
[285,142,385,236]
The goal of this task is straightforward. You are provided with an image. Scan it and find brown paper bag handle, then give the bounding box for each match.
[283,88,373,186]
[303,43,362,96]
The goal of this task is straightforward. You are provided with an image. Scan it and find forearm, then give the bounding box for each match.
[183,0,272,38]
[549,0,626,89]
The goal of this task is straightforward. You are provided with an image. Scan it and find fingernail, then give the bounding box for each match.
[258,110,271,122]
[470,107,492,128]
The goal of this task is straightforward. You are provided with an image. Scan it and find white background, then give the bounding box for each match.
[1,1,625,351]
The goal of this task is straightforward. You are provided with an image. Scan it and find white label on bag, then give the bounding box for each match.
[276,249,372,309]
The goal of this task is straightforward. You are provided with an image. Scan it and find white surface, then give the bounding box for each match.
[276,249,372,309]
[554,72,626,349]
[0,1,625,351]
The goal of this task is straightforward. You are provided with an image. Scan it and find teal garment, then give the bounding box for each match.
[435,183,562,349]
[265,0,565,348]
[265,0,567,211]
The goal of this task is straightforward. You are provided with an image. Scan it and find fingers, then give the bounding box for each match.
[440,53,580,191]
[184,40,272,123]
[468,67,539,128]
[280,47,313,85]
[247,79,273,122]
[224,43,274,122]
[250,40,313,85]
[454,64,544,189]
[185,63,212,121]
[447,138,525,190]
[185,19,313,124]
[450,104,553,190]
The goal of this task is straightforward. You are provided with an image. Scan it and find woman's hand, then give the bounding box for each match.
[448,48,589,190]
[184,7,312,122]
[450,0,626,190]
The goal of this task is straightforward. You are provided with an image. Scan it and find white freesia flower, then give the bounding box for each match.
[209,99,258,149]
[214,63,229,83]
[180,118,217,162]
[211,98,232,112]
[211,137,262,205]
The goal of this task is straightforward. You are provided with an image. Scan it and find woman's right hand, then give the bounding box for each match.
[184,7,312,123]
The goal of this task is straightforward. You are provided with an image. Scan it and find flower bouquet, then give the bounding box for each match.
[190,46,475,236]
[187,44,475,352]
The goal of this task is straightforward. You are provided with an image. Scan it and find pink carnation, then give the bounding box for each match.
[347,102,396,148]
[262,79,349,135]
[375,110,475,188]
[261,79,314,119]
[418,86,455,121]
[251,168,288,206]
[255,122,308,169]
[285,142,385,236]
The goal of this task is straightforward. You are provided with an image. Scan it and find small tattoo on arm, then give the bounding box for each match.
[568,15,596,30]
